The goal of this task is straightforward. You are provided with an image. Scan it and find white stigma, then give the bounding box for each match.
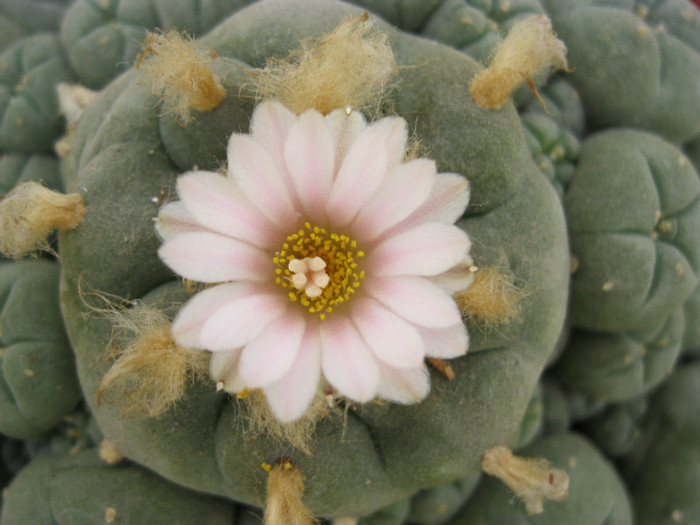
[289,257,329,298]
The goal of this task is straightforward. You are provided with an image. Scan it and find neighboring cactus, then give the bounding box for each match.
[0,260,81,439]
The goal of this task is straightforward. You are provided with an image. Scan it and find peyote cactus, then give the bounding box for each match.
[0,0,699,523]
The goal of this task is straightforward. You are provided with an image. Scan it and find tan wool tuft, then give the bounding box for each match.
[55,83,99,157]
[482,446,569,515]
[98,438,124,464]
[0,182,86,259]
[97,304,210,418]
[241,390,341,456]
[135,30,225,124]
[469,15,568,110]
[264,460,317,525]
[454,266,527,329]
[252,12,397,115]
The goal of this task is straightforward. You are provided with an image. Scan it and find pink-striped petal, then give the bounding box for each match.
[376,362,430,404]
[284,109,335,221]
[371,223,471,277]
[176,171,279,248]
[199,290,288,351]
[238,309,306,388]
[352,158,436,241]
[326,117,408,226]
[320,317,379,402]
[417,323,469,359]
[155,201,208,241]
[158,232,270,283]
[367,275,462,328]
[250,100,296,162]
[209,349,245,393]
[263,327,323,422]
[352,298,425,368]
[401,173,470,229]
[172,283,285,350]
[227,133,297,225]
[325,108,367,171]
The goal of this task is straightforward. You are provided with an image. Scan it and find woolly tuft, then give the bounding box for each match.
[252,13,397,115]
[264,459,317,525]
[98,439,124,464]
[55,83,99,157]
[454,266,527,329]
[135,30,225,124]
[97,303,210,417]
[469,15,568,110]
[0,182,86,259]
[481,446,569,515]
[240,390,341,456]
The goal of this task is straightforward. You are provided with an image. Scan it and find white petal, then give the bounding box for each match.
[367,275,463,328]
[172,283,286,350]
[326,117,408,226]
[238,309,306,388]
[320,317,379,403]
[428,257,477,294]
[199,291,288,352]
[325,108,367,170]
[400,173,470,229]
[250,100,296,161]
[417,323,469,359]
[263,327,323,423]
[209,349,245,393]
[158,232,270,283]
[155,201,208,241]
[176,171,279,248]
[376,362,430,404]
[227,133,297,224]
[352,158,436,241]
[284,108,335,221]
[352,298,425,368]
[371,223,471,277]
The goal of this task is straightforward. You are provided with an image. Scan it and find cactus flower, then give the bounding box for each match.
[156,100,472,422]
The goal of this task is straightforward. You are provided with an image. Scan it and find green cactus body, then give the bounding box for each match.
[566,129,700,332]
[59,0,256,89]
[0,260,81,439]
[57,0,569,517]
[555,308,684,403]
[621,363,700,524]
[546,3,700,143]
[0,34,75,153]
[0,449,237,524]
[445,433,633,524]
[0,153,63,194]
[0,0,73,53]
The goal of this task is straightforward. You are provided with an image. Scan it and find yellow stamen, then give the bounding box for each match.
[274,223,365,319]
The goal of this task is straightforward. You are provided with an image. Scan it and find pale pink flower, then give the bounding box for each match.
[156,101,472,423]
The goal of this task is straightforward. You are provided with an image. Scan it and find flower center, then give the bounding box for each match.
[273,222,365,320]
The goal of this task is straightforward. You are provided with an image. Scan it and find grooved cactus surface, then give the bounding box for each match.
[0,261,81,439]
[556,308,684,402]
[0,0,73,52]
[60,0,256,89]
[0,153,62,194]
[58,0,568,517]
[566,129,700,332]
[622,363,700,524]
[0,450,237,524]
[548,4,700,142]
[0,34,74,153]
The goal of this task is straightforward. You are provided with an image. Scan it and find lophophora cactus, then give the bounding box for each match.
[0,0,698,524]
